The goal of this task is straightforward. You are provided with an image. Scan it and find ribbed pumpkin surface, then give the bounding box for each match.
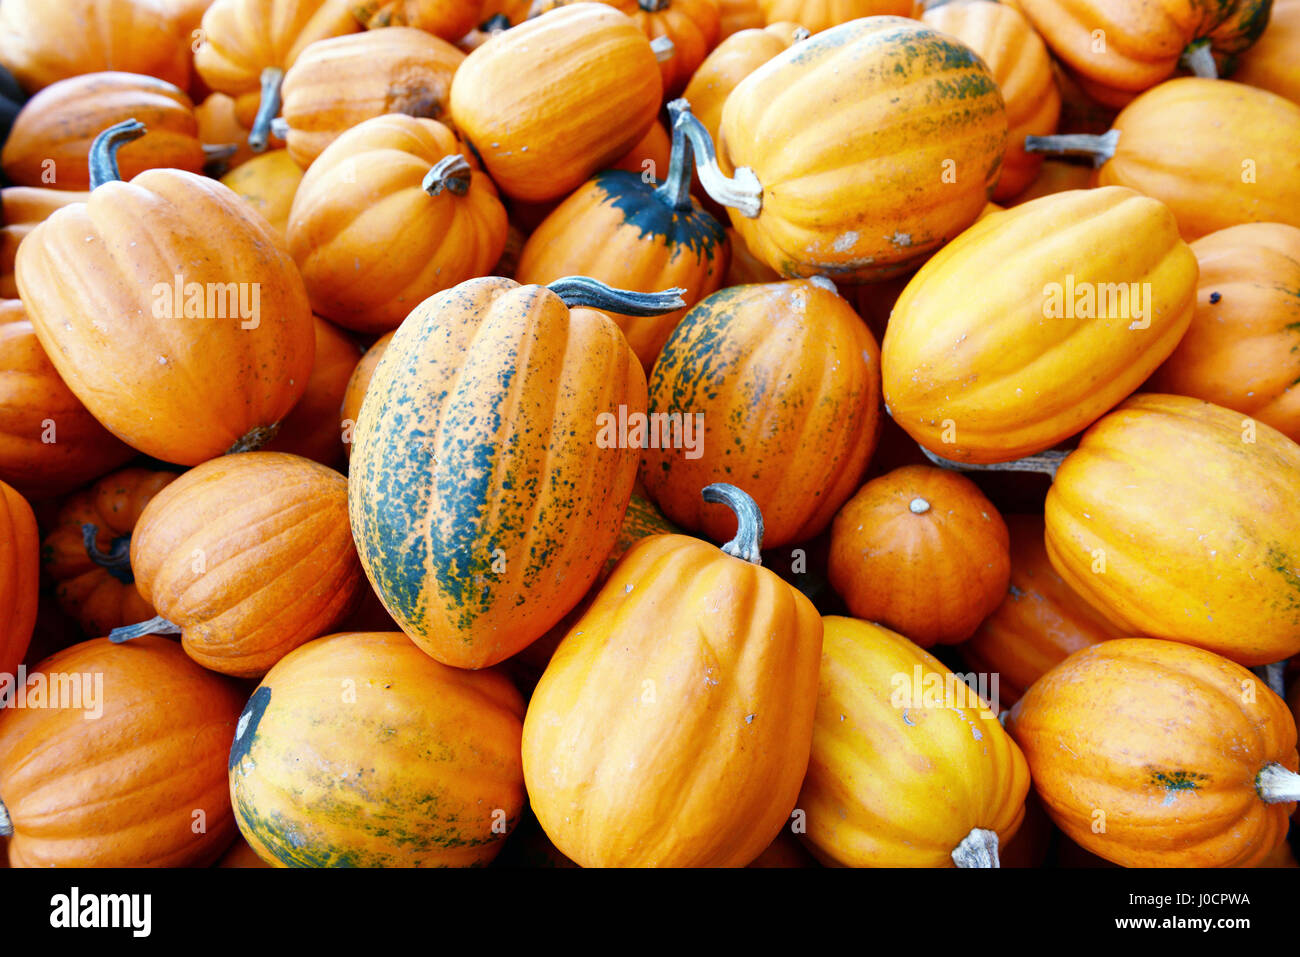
[757,0,915,34]
[0,479,37,676]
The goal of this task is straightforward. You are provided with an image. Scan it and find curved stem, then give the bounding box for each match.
[1023,130,1120,168]
[423,154,472,197]
[657,101,696,211]
[669,99,762,217]
[952,828,1000,868]
[1257,762,1300,803]
[1180,39,1217,79]
[89,119,147,189]
[547,277,685,316]
[226,423,279,454]
[702,483,764,565]
[917,444,1066,478]
[0,797,10,837]
[248,66,284,153]
[650,35,675,63]
[81,524,134,586]
[109,615,181,643]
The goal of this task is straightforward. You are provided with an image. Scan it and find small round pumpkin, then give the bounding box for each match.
[219,148,304,241]
[263,315,361,466]
[287,113,507,332]
[642,278,882,548]
[118,451,365,677]
[0,635,245,867]
[340,331,393,458]
[41,467,178,639]
[522,484,824,867]
[1006,638,1300,868]
[799,615,1030,867]
[1233,0,1300,104]
[349,0,485,37]
[756,0,914,33]
[828,465,1010,648]
[229,631,525,867]
[0,479,37,677]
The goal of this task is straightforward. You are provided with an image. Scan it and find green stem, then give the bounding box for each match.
[702,483,764,565]
[89,119,147,189]
[248,66,284,154]
[546,277,685,316]
[423,154,472,197]
[952,828,1000,868]
[917,444,1066,478]
[82,524,134,586]
[669,98,762,217]
[1023,130,1120,168]
[109,615,181,643]
[656,100,696,211]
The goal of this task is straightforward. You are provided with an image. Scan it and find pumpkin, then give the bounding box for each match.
[350,0,485,38]
[698,16,1006,281]
[449,3,665,202]
[0,187,91,298]
[0,635,245,867]
[194,91,273,172]
[112,451,364,677]
[1234,0,1300,103]
[920,1,1059,201]
[0,299,135,498]
[641,278,881,548]
[828,465,1010,647]
[1147,224,1300,442]
[349,276,683,669]
[718,0,764,37]
[958,513,1123,705]
[17,121,315,465]
[1006,638,1300,868]
[799,615,1030,867]
[288,114,506,333]
[882,187,1197,463]
[0,0,191,93]
[611,118,671,176]
[515,101,729,372]
[756,0,915,33]
[340,331,392,458]
[41,467,178,638]
[1026,79,1300,239]
[229,631,525,866]
[1043,393,1300,668]
[278,27,465,169]
[263,316,361,466]
[194,0,360,152]
[522,483,823,866]
[219,148,304,240]
[0,480,37,678]
[2,72,205,190]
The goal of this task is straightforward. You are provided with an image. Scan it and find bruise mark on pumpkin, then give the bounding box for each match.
[229,685,271,772]
[1148,768,1209,803]
[591,170,725,264]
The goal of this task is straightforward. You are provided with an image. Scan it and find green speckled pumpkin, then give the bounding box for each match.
[228,631,525,868]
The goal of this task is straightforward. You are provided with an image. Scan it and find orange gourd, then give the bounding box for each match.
[1233,0,1300,103]
[349,0,485,38]
[263,316,361,466]
[718,0,764,38]
[757,0,914,32]
[340,332,392,459]
[219,148,304,240]
[0,480,37,678]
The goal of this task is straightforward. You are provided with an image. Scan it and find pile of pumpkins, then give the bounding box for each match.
[0,0,1298,870]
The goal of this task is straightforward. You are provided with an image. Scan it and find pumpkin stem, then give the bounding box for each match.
[423,154,473,197]
[792,27,810,41]
[202,142,239,163]
[702,483,764,565]
[88,119,147,189]
[952,828,1000,868]
[908,497,931,514]
[81,523,134,585]
[669,99,762,218]
[639,0,670,11]
[917,443,1066,478]
[808,275,837,294]
[270,116,289,141]
[1251,661,1286,698]
[226,423,280,454]
[248,66,284,153]
[0,797,10,837]
[480,13,511,32]
[1257,762,1300,803]
[546,277,685,316]
[109,615,182,644]
[1023,130,1120,169]
[1180,39,1217,79]
[650,35,676,63]
[657,101,698,211]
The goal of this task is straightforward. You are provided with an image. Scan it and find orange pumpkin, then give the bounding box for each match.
[287,114,507,333]
[350,0,485,37]
[41,467,178,638]
[194,91,275,171]
[118,451,365,677]
[0,480,37,678]
[1148,223,1300,442]
[757,0,914,33]
[522,484,824,866]
[828,465,1010,648]
[1233,0,1300,103]
[219,148,304,240]
[278,27,465,168]
[0,189,92,297]
[1006,638,1300,868]
[263,316,361,466]
[610,118,671,176]
[0,636,245,867]
[16,121,315,465]
[340,331,392,458]
[449,4,664,202]
[642,278,882,548]
[718,0,764,37]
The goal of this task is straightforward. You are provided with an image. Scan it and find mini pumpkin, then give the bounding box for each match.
[263,315,361,466]
[349,0,485,37]
[219,148,304,240]
[0,479,37,677]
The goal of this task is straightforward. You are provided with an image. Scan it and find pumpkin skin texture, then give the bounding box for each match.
[2,73,204,190]
[41,467,178,639]
[449,4,663,202]
[350,0,485,38]
[757,0,914,33]
[641,280,882,548]
[1234,0,1300,103]
[0,636,245,868]
[279,27,465,169]
[263,315,361,466]
[717,17,1007,281]
[611,119,671,176]
[882,187,1197,464]
[1044,394,1300,668]
[0,299,135,499]
[0,189,93,298]
[340,331,392,459]
[522,499,824,867]
[229,631,525,867]
[348,277,647,670]
[800,616,1030,868]
[129,451,365,677]
[1005,638,1300,868]
[920,1,1059,202]
[1148,223,1300,443]
[288,114,507,333]
[0,0,191,94]
[0,480,37,678]
[219,149,304,241]
[718,0,764,37]
[959,514,1123,705]
[828,466,1010,648]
